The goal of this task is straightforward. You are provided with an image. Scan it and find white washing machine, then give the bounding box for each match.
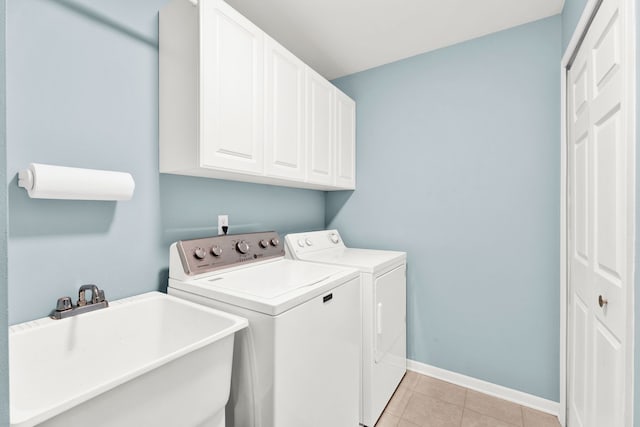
[285,230,406,427]
[167,231,361,427]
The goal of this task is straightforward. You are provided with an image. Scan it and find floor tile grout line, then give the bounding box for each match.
[410,387,466,409]
[459,388,468,427]
[454,389,464,427]
[396,388,411,424]
[411,390,467,409]
[464,387,529,426]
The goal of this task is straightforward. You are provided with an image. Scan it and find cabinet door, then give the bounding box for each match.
[199,0,264,175]
[264,37,306,180]
[305,68,334,185]
[334,89,356,189]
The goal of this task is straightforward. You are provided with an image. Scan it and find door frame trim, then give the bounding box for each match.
[560,0,636,426]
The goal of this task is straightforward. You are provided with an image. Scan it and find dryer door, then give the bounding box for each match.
[374,265,406,364]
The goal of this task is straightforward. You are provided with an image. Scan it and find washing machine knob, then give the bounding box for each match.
[305,238,313,246]
[270,238,280,247]
[259,239,269,249]
[211,245,223,257]
[297,239,305,248]
[194,247,206,259]
[236,241,250,254]
[329,233,340,244]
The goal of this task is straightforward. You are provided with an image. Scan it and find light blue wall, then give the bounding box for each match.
[0,0,8,424]
[328,16,561,401]
[5,0,325,325]
[561,0,589,52]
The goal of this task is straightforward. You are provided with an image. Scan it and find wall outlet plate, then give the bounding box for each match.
[218,215,229,235]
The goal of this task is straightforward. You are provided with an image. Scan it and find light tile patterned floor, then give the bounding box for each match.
[376,371,561,427]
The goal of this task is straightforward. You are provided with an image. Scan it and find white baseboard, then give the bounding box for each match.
[407,359,561,418]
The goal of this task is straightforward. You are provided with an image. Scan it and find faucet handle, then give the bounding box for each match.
[55,296,73,312]
[78,284,100,306]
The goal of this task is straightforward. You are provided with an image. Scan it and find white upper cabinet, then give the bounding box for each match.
[264,37,306,181]
[306,68,334,186]
[159,0,355,191]
[334,89,356,189]
[199,0,264,175]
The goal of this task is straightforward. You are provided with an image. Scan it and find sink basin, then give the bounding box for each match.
[9,291,248,427]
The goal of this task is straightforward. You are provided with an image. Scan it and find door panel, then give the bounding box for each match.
[570,48,591,320]
[574,136,588,261]
[568,39,590,426]
[570,298,588,427]
[590,0,626,346]
[335,90,356,189]
[573,63,588,116]
[567,0,631,425]
[593,111,622,280]
[592,11,620,94]
[593,321,622,427]
[200,0,264,174]
[306,69,334,185]
[265,37,306,180]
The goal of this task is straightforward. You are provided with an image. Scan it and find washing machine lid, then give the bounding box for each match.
[170,259,359,315]
[294,248,406,274]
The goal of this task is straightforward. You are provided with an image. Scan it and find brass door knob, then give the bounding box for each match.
[598,295,608,308]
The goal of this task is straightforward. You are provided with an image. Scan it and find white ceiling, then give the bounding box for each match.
[225,0,565,80]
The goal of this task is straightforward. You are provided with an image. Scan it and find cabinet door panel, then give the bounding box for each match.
[306,69,334,185]
[265,38,305,180]
[335,90,356,189]
[200,0,264,174]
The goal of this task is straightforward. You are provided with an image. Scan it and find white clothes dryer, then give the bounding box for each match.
[285,230,407,427]
[168,231,361,427]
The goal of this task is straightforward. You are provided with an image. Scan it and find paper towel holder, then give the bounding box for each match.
[18,163,135,201]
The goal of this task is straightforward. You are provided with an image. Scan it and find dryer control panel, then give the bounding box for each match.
[176,231,284,276]
[285,229,346,256]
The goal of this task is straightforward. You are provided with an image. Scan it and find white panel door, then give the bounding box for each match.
[199,0,264,175]
[567,0,632,425]
[265,37,306,180]
[306,68,334,185]
[334,89,356,189]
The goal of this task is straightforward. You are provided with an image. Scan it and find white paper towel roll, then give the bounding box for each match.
[18,163,135,201]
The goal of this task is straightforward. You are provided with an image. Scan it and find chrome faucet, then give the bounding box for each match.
[77,284,106,306]
[51,284,109,319]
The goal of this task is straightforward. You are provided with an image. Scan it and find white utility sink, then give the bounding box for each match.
[9,291,248,427]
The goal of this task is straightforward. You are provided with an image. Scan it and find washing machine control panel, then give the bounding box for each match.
[176,231,284,276]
